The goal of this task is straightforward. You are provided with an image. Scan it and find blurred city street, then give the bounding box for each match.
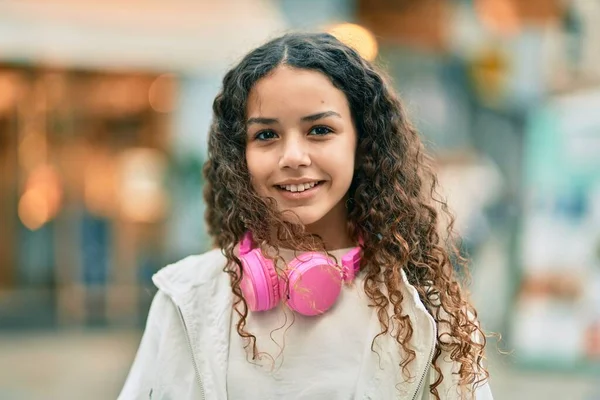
[2,0,600,398]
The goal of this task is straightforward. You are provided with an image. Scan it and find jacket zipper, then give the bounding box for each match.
[177,306,207,400]
[411,316,437,400]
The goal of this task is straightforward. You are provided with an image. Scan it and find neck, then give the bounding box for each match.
[305,200,354,250]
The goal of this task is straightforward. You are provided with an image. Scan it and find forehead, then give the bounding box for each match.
[246,66,350,117]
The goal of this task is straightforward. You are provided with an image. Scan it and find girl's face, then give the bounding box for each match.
[245,66,357,229]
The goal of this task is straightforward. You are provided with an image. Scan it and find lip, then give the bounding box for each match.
[274,178,323,186]
[275,181,325,201]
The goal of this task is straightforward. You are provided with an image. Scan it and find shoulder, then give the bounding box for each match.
[152,247,229,298]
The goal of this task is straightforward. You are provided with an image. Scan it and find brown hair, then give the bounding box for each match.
[203,32,488,398]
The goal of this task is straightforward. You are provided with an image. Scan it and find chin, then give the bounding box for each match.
[281,207,326,226]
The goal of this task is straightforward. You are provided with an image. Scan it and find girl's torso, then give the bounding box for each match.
[118,248,493,400]
[227,247,375,400]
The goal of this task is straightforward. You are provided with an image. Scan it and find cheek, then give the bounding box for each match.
[245,149,261,176]
[339,161,355,188]
[324,147,356,184]
[246,151,269,192]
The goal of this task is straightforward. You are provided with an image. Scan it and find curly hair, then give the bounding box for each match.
[203,32,488,398]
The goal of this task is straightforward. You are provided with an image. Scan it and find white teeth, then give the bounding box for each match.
[279,181,319,192]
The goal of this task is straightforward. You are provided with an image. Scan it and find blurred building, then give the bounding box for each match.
[0,1,599,398]
[0,0,286,329]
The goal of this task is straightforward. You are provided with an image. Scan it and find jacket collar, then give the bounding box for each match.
[152,247,426,308]
[153,249,232,399]
[152,248,227,303]
[151,248,437,400]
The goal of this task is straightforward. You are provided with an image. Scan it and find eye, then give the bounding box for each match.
[309,126,333,136]
[254,130,278,141]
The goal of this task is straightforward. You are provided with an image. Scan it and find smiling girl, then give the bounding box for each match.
[119,32,493,400]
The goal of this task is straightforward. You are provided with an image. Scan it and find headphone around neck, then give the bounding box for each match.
[238,232,362,316]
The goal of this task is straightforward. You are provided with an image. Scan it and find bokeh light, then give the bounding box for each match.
[148,73,177,113]
[18,164,62,230]
[327,23,378,61]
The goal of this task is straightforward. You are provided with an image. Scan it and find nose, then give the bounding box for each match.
[278,136,311,170]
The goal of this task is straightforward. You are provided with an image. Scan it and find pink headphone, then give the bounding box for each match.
[238,232,362,316]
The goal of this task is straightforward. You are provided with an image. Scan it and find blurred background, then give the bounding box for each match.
[0,0,599,399]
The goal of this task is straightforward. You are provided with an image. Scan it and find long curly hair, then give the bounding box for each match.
[203,32,488,398]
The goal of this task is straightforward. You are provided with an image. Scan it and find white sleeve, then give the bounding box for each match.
[117,291,169,400]
[475,381,494,399]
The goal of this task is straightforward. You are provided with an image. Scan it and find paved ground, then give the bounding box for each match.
[0,330,597,400]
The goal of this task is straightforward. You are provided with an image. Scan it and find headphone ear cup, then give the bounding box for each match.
[286,254,342,316]
[240,249,281,311]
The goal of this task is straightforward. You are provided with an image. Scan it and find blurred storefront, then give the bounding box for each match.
[0,67,174,328]
[347,0,600,374]
[0,0,286,329]
[0,0,599,398]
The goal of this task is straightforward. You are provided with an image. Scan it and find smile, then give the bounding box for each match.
[274,181,325,200]
[277,181,322,193]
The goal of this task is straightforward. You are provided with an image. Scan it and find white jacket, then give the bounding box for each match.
[118,248,493,400]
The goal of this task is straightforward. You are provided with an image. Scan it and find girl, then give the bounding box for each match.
[119,32,493,399]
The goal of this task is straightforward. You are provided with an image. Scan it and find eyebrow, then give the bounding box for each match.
[246,111,342,126]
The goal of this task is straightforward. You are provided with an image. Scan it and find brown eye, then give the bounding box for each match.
[255,130,278,141]
[309,126,332,136]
